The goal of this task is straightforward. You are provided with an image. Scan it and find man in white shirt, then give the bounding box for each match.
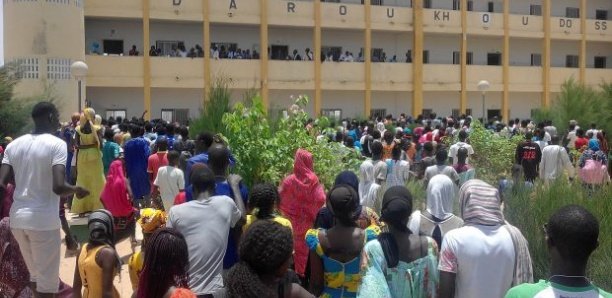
[539,137,574,183]
[153,150,185,211]
[425,150,460,186]
[167,164,241,297]
[566,122,578,150]
[449,130,475,165]
[0,102,88,298]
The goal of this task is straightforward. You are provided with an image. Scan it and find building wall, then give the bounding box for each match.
[508,92,541,119]
[150,21,203,51]
[586,42,612,68]
[211,24,260,52]
[425,34,460,64]
[509,37,541,66]
[551,40,580,67]
[151,88,203,119]
[269,27,314,57]
[468,36,504,65]
[88,87,145,119]
[423,91,461,116]
[85,19,143,55]
[322,29,364,58]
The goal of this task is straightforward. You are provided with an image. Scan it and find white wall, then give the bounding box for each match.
[372,91,413,115]
[322,29,365,58]
[551,40,579,67]
[322,91,366,118]
[211,24,260,52]
[468,36,503,65]
[550,0,580,18]
[425,34,460,64]
[467,90,502,119]
[151,88,203,119]
[471,0,503,13]
[509,0,543,15]
[587,0,611,20]
[85,19,144,55]
[424,91,461,116]
[430,0,453,10]
[269,27,314,57]
[88,87,145,118]
[509,37,541,66]
[372,31,413,61]
[150,21,203,51]
[509,92,540,119]
[586,42,612,68]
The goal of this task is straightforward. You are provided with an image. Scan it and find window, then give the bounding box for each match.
[594,57,607,69]
[371,48,384,62]
[321,109,342,121]
[156,40,186,56]
[453,51,460,64]
[531,54,542,66]
[270,45,289,60]
[370,109,387,119]
[467,52,473,65]
[103,39,124,55]
[530,4,542,16]
[14,57,39,79]
[161,109,189,125]
[487,53,502,66]
[423,0,431,9]
[487,109,501,120]
[487,1,494,13]
[423,50,430,64]
[566,55,579,68]
[452,0,460,11]
[467,1,473,11]
[566,7,580,18]
[369,0,383,5]
[421,109,433,118]
[596,10,608,20]
[452,109,473,118]
[47,58,71,80]
[322,46,342,62]
[106,109,127,120]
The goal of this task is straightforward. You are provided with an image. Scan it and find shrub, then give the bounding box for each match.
[189,78,231,138]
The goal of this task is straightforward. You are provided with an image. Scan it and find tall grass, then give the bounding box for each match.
[504,179,612,289]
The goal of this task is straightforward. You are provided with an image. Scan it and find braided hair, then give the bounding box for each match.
[248,183,280,220]
[227,221,293,298]
[136,228,190,298]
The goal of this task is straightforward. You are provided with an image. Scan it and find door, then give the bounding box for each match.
[271,45,289,60]
[103,40,124,55]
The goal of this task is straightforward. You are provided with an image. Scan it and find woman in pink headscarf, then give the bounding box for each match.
[100,159,136,245]
[279,149,326,277]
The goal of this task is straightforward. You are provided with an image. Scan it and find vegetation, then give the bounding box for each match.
[189,78,232,138]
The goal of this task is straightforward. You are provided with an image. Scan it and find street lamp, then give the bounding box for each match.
[70,61,88,112]
[477,80,490,125]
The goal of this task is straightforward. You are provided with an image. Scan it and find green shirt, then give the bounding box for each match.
[505,279,612,298]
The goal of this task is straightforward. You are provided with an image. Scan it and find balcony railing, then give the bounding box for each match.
[151,57,205,88]
[86,55,143,87]
[268,61,314,90]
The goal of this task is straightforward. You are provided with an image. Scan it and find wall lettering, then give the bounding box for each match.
[559,18,572,28]
[172,0,181,6]
[595,21,607,31]
[339,5,347,16]
[229,0,237,10]
[522,16,528,25]
[387,8,394,18]
[287,1,295,13]
[482,13,490,24]
[434,10,450,21]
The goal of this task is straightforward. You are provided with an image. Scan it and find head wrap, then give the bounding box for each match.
[334,171,359,193]
[588,139,600,151]
[426,175,456,220]
[88,209,115,247]
[380,186,412,232]
[459,179,504,226]
[327,185,361,224]
[100,160,133,217]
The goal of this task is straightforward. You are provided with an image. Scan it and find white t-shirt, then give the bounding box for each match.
[167,195,241,295]
[449,142,475,165]
[439,225,516,298]
[2,133,67,231]
[153,165,185,206]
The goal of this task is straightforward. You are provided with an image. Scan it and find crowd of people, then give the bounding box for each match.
[0,102,610,298]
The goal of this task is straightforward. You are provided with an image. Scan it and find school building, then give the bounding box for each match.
[4,0,612,122]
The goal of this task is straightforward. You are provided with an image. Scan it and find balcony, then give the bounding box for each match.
[84,0,141,19]
[371,6,413,31]
[268,61,314,90]
[550,67,580,91]
[509,66,542,92]
[150,0,203,21]
[209,0,260,24]
[585,20,611,42]
[321,62,365,90]
[466,12,503,36]
[150,57,204,88]
[550,17,581,40]
[508,15,544,38]
[422,9,461,34]
[584,69,612,87]
[423,64,460,91]
[268,0,314,27]
[210,59,261,89]
[321,3,365,29]
[86,55,143,87]
[467,65,502,91]
[371,63,413,91]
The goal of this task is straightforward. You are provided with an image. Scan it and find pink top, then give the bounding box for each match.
[101,160,134,217]
[147,151,169,183]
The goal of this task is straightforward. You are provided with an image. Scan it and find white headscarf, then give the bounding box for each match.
[358,160,381,211]
[426,174,456,220]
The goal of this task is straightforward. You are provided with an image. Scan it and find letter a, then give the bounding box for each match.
[229,0,237,10]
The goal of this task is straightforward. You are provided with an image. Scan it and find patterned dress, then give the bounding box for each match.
[306,227,379,298]
[357,237,439,298]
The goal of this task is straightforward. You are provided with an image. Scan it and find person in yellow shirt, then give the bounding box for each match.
[243,183,293,232]
[128,197,167,291]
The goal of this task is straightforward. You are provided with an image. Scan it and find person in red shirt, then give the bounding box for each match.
[573,129,589,152]
[147,137,169,185]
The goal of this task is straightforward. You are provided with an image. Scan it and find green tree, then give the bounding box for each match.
[189,78,232,137]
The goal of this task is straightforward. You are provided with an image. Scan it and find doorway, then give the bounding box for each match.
[270,45,289,60]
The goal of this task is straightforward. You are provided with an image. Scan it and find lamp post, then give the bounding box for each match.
[70,61,88,112]
[477,80,490,125]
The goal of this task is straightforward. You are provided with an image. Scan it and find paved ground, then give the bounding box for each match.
[60,213,142,297]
